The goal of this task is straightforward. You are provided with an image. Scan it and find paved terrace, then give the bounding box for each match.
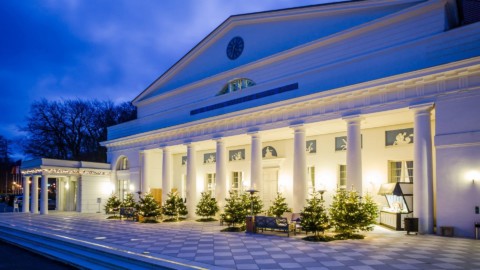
[0,212,479,270]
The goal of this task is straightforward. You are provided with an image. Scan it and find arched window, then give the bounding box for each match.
[116,157,129,170]
[218,78,255,95]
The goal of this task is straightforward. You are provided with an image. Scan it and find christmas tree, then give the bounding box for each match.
[329,188,378,239]
[122,193,137,208]
[104,193,121,216]
[300,191,330,240]
[137,193,162,222]
[195,192,219,221]
[242,192,264,216]
[267,192,291,217]
[358,193,379,232]
[222,190,247,229]
[162,190,188,221]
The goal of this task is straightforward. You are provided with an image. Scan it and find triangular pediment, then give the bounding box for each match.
[133,0,423,105]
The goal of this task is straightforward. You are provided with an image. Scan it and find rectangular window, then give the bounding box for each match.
[206,173,216,197]
[117,179,128,201]
[338,165,347,189]
[181,175,186,199]
[307,166,315,194]
[406,161,414,183]
[231,171,243,193]
[388,161,414,183]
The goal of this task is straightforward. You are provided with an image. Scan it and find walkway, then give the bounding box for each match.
[0,212,478,269]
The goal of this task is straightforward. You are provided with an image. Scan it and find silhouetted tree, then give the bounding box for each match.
[19,99,136,162]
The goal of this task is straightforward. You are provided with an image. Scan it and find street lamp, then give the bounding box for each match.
[318,189,326,200]
[245,189,258,233]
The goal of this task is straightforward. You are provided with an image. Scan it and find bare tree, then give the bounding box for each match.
[19,99,136,162]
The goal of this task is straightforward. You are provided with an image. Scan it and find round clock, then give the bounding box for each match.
[226,36,244,60]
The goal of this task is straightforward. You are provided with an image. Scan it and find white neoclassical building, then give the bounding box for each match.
[22,0,480,238]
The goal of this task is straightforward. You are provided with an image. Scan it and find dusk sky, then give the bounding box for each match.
[1,0,344,159]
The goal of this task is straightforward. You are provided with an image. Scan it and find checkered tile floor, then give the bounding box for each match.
[0,212,479,269]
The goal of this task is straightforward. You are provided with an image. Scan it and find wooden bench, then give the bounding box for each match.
[120,207,137,221]
[254,216,295,237]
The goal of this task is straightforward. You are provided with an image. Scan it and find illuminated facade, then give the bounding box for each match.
[24,0,480,238]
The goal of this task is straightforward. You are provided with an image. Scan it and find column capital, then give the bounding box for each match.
[213,136,224,142]
[248,131,261,139]
[290,124,305,132]
[409,102,435,113]
[342,114,363,123]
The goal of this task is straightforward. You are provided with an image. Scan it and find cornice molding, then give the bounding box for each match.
[105,59,480,152]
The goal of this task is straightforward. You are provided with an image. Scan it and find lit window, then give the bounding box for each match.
[338,165,347,189]
[307,166,315,195]
[218,78,255,95]
[206,173,216,197]
[388,160,414,183]
[231,171,243,193]
[117,179,128,201]
[117,157,128,170]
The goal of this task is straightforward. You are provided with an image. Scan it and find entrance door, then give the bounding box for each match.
[262,168,278,209]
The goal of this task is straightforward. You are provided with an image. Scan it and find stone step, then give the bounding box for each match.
[0,226,198,270]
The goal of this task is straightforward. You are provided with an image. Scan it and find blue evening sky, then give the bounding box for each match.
[0,0,344,159]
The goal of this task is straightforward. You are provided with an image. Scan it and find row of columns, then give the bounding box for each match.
[152,105,433,233]
[154,119,364,215]
[21,175,49,215]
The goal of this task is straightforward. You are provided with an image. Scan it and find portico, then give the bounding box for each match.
[21,159,112,214]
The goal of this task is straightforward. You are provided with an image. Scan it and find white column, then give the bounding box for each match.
[292,125,308,212]
[40,175,48,215]
[22,176,30,213]
[162,147,172,203]
[344,115,363,194]
[76,176,82,213]
[215,138,227,208]
[186,143,197,218]
[249,132,262,191]
[410,103,434,234]
[57,178,64,211]
[68,175,78,212]
[31,175,39,214]
[140,151,150,194]
[64,176,74,211]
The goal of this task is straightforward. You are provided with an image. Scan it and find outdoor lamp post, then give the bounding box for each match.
[245,189,258,233]
[319,189,326,200]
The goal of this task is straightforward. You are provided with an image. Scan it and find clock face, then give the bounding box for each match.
[226,36,244,60]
